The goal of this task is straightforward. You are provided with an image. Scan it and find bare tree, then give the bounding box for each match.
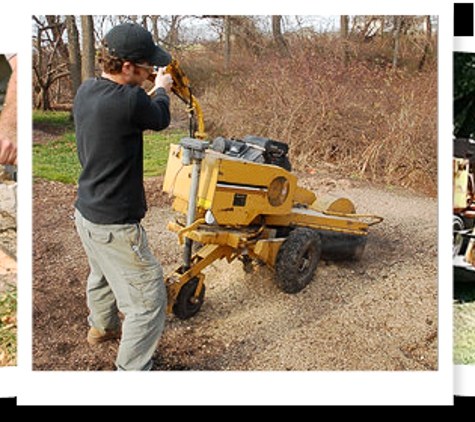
[341,15,349,65]
[149,15,160,43]
[32,15,437,111]
[418,15,432,71]
[272,15,291,58]
[32,15,70,110]
[46,15,69,61]
[81,16,96,81]
[66,16,81,98]
[392,16,402,68]
[224,16,231,71]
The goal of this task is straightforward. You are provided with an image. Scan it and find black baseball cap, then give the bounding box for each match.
[104,23,171,67]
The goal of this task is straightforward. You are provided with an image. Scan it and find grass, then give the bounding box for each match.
[33,132,81,184]
[0,283,17,366]
[33,110,185,184]
[454,280,475,365]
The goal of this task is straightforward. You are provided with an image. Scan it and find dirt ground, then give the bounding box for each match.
[0,205,16,293]
[32,168,438,371]
[0,178,17,366]
[0,177,17,291]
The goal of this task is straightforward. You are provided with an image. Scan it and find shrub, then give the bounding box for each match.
[187,35,437,195]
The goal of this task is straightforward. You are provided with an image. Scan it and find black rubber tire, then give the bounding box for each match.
[312,230,367,262]
[172,277,205,320]
[453,214,465,257]
[347,236,367,261]
[274,227,321,293]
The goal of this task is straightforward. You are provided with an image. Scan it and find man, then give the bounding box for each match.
[73,23,173,371]
[0,53,17,367]
[0,54,17,166]
[0,54,17,216]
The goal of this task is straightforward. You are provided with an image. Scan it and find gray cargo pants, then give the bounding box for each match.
[74,209,167,371]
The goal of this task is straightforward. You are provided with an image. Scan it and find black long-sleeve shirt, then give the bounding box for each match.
[74,77,170,224]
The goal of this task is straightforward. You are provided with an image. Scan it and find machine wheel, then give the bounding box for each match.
[453,215,465,257]
[348,237,367,261]
[337,234,367,261]
[274,228,321,293]
[173,277,205,320]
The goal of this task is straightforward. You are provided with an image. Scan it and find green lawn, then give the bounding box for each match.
[33,110,185,184]
[454,279,475,365]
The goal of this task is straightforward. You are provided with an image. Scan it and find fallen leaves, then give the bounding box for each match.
[0,285,17,366]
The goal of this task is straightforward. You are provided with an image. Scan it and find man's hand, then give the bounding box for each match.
[154,67,173,93]
[0,138,17,165]
[0,55,17,166]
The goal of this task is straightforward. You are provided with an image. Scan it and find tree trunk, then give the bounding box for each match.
[272,15,290,58]
[392,16,402,69]
[340,15,349,65]
[150,15,160,43]
[418,15,432,71]
[66,16,81,98]
[224,15,231,71]
[164,16,180,47]
[81,15,96,81]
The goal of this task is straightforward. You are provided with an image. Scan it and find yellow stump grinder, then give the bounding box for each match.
[158,59,383,319]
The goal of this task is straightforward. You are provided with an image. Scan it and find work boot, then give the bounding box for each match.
[87,326,121,345]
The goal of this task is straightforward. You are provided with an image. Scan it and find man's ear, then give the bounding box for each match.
[122,61,133,75]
